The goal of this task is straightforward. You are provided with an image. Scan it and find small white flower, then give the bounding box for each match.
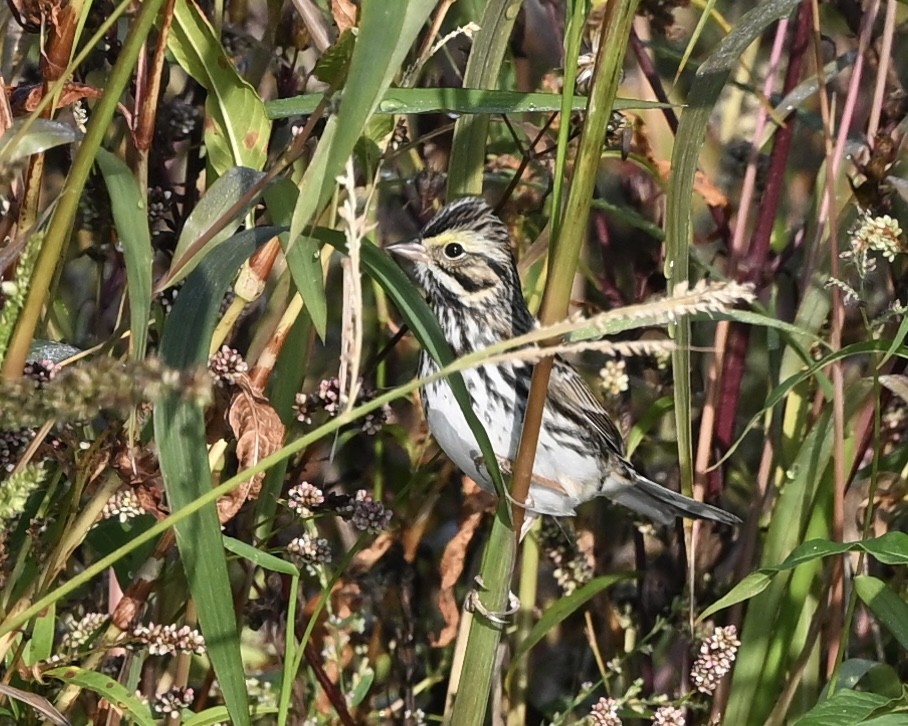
[599,359,629,398]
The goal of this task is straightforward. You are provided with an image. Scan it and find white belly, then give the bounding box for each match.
[423,365,601,516]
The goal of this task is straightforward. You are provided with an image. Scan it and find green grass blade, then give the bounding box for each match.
[665,0,801,500]
[263,177,328,339]
[792,690,898,726]
[222,535,298,576]
[95,149,152,360]
[506,574,632,685]
[182,706,279,725]
[446,0,523,196]
[0,119,79,166]
[701,533,908,620]
[154,230,274,725]
[265,88,671,118]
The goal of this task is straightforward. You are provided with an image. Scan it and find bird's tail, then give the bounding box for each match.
[609,474,741,526]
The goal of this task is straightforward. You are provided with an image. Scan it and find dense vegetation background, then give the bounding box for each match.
[0,0,906,723]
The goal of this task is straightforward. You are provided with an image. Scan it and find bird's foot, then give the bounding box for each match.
[465,576,520,625]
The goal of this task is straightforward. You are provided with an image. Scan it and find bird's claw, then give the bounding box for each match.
[465,576,520,625]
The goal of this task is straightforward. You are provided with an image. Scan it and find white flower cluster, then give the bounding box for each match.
[599,359,629,398]
[131,623,206,656]
[690,624,740,694]
[842,212,905,276]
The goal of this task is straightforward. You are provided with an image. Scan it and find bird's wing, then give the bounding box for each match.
[549,356,626,458]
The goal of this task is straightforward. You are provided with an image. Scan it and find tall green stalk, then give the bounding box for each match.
[447,1,639,723]
[443,2,526,724]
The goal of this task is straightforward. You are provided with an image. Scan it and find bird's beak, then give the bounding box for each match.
[386,240,429,263]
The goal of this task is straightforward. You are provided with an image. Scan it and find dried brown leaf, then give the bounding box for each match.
[655,159,728,208]
[10,82,103,115]
[222,374,285,523]
[431,478,495,648]
[330,0,357,33]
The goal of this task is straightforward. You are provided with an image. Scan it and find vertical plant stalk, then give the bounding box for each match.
[3,0,83,352]
[448,2,640,721]
[695,16,788,498]
[1,0,168,379]
[508,4,584,716]
[133,0,178,189]
[709,2,811,483]
[809,0,846,678]
[444,2,526,724]
[510,0,639,540]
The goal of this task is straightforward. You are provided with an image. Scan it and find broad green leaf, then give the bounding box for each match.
[22,603,55,667]
[700,533,908,621]
[881,313,908,367]
[716,340,908,470]
[85,515,158,585]
[854,575,908,651]
[507,575,631,684]
[313,28,356,85]
[155,229,274,726]
[793,690,893,726]
[165,166,268,289]
[95,148,153,360]
[0,119,79,165]
[820,659,897,700]
[699,572,774,620]
[348,667,375,707]
[265,88,670,118]
[45,666,155,726]
[167,0,269,174]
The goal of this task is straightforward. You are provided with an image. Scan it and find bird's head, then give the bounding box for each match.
[387,197,521,312]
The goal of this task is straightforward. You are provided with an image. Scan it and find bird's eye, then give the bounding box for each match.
[443,242,464,259]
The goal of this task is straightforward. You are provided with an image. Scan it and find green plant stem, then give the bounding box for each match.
[508,520,540,726]
[1,0,167,379]
[454,1,638,722]
[511,0,639,532]
[443,2,525,724]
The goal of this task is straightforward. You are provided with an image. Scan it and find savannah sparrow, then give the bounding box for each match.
[388,197,740,533]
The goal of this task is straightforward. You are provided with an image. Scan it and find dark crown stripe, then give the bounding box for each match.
[422,196,505,240]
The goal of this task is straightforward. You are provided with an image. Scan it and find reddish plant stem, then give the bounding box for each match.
[304,641,357,726]
[135,0,177,151]
[629,29,677,134]
[710,2,812,481]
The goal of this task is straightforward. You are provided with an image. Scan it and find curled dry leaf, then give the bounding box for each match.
[431,478,496,648]
[223,374,285,523]
[9,82,104,115]
[330,0,358,34]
